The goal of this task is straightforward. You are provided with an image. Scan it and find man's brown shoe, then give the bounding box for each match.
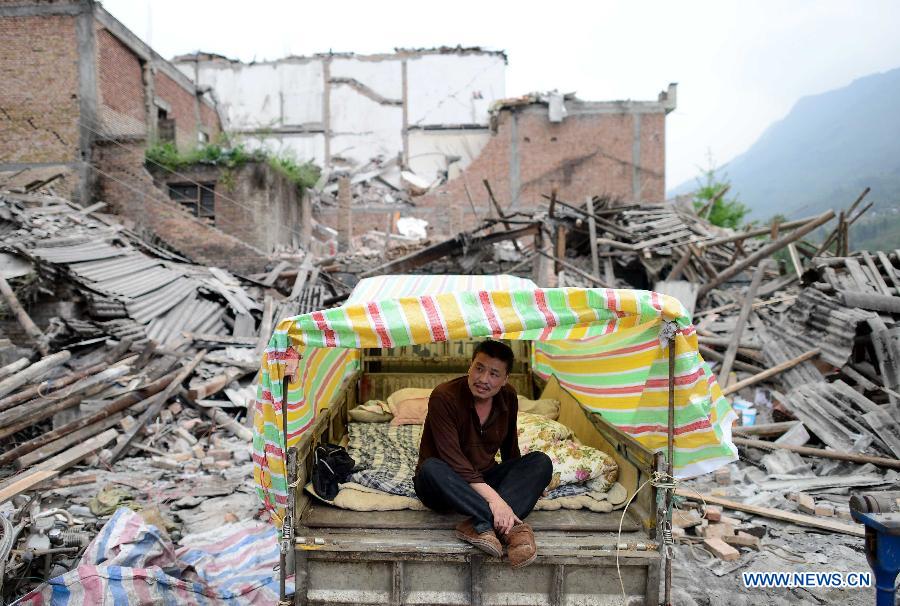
[455,518,502,558]
[501,523,537,569]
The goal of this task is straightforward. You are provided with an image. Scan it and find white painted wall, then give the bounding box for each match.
[175,51,506,182]
[406,54,505,127]
[408,130,492,181]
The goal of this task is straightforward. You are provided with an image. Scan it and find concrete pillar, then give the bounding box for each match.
[76,0,98,204]
[401,59,409,167]
[532,225,556,287]
[322,56,332,166]
[631,112,642,202]
[509,111,520,209]
[337,176,352,252]
[300,190,312,250]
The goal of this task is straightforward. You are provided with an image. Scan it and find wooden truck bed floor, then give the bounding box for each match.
[304,504,642,533]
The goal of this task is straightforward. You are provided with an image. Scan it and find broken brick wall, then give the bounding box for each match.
[148,161,305,253]
[94,139,270,274]
[0,11,81,168]
[97,26,146,138]
[416,104,666,233]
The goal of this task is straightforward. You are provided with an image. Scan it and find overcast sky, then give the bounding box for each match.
[100,0,900,191]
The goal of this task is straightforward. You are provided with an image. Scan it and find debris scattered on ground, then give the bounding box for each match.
[2,171,898,604]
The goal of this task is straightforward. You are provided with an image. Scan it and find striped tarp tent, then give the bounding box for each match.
[253,275,737,523]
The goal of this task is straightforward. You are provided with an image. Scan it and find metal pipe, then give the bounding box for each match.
[279,376,289,603]
[664,335,676,606]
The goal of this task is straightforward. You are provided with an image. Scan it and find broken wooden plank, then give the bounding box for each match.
[182,333,256,346]
[675,489,863,537]
[861,251,892,296]
[585,196,600,279]
[667,247,692,281]
[0,358,29,382]
[698,210,835,296]
[15,412,124,469]
[262,260,291,287]
[533,249,607,286]
[108,350,206,464]
[876,251,900,294]
[0,368,181,468]
[0,350,71,400]
[360,223,539,278]
[720,260,768,381]
[0,275,49,356]
[0,429,118,504]
[721,348,820,396]
[733,437,900,470]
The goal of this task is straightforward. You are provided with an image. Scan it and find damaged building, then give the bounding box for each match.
[0,0,296,273]
[176,50,677,234]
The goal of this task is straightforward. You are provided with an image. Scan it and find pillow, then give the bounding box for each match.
[537,440,618,491]
[386,388,433,414]
[349,408,393,423]
[389,396,429,426]
[517,395,560,420]
[516,412,572,445]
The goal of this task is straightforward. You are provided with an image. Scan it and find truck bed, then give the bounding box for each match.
[294,505,658,606]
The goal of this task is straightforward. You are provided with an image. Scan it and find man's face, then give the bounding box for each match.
[467,352,509,401]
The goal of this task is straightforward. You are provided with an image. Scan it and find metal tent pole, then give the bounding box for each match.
[279,376,293,606]
[664,335,676,606]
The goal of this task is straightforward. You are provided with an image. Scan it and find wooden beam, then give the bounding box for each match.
[0,368,181,468]
[667,247,692,281]
[734,437,900,470]
[721,348,821,396]
[674,489,863,537]
[698,211,835,296]
[732,421,799,438]
[586,196,600,280]
[701,215,824,247]
[360,223,539,278]
[108,350,206,464]
[0,350,71,400]
[534,249,607,287]
[182,333,256,346]
[719,261,768,381]
[0,275,49,356]
[0,429,118,504]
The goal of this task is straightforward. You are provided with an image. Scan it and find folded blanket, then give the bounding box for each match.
[346,423,423,497]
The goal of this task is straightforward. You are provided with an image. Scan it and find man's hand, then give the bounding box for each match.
[488,497,522,535]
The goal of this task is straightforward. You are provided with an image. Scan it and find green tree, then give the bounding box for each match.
[692,160,750,229]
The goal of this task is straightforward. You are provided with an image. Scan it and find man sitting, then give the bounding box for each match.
[413,339,553,568]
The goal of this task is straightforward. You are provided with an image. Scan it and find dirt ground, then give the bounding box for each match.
[668,459,889,606]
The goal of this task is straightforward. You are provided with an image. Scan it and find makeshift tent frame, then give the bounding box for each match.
[253,281,737,604]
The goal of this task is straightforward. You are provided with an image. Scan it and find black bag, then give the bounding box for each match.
[312,443,355,501]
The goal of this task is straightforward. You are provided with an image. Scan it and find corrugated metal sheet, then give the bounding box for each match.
[127,277,196,323]
[760,290,877,369]
[29,241,126,263]
[1,194,256,346]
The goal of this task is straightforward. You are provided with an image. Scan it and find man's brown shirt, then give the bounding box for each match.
[415,376,520,483]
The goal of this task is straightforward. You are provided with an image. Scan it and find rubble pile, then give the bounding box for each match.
[0,191,289,600]
[1,171,899,602]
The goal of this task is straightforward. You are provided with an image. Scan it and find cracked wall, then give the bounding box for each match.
[175,50,505,181]
[416,98,670,233]
[0,12,81,168]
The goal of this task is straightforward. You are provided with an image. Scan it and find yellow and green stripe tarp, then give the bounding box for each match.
[253,275,737,522]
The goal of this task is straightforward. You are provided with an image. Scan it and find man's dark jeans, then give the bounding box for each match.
[414,452,553,534]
